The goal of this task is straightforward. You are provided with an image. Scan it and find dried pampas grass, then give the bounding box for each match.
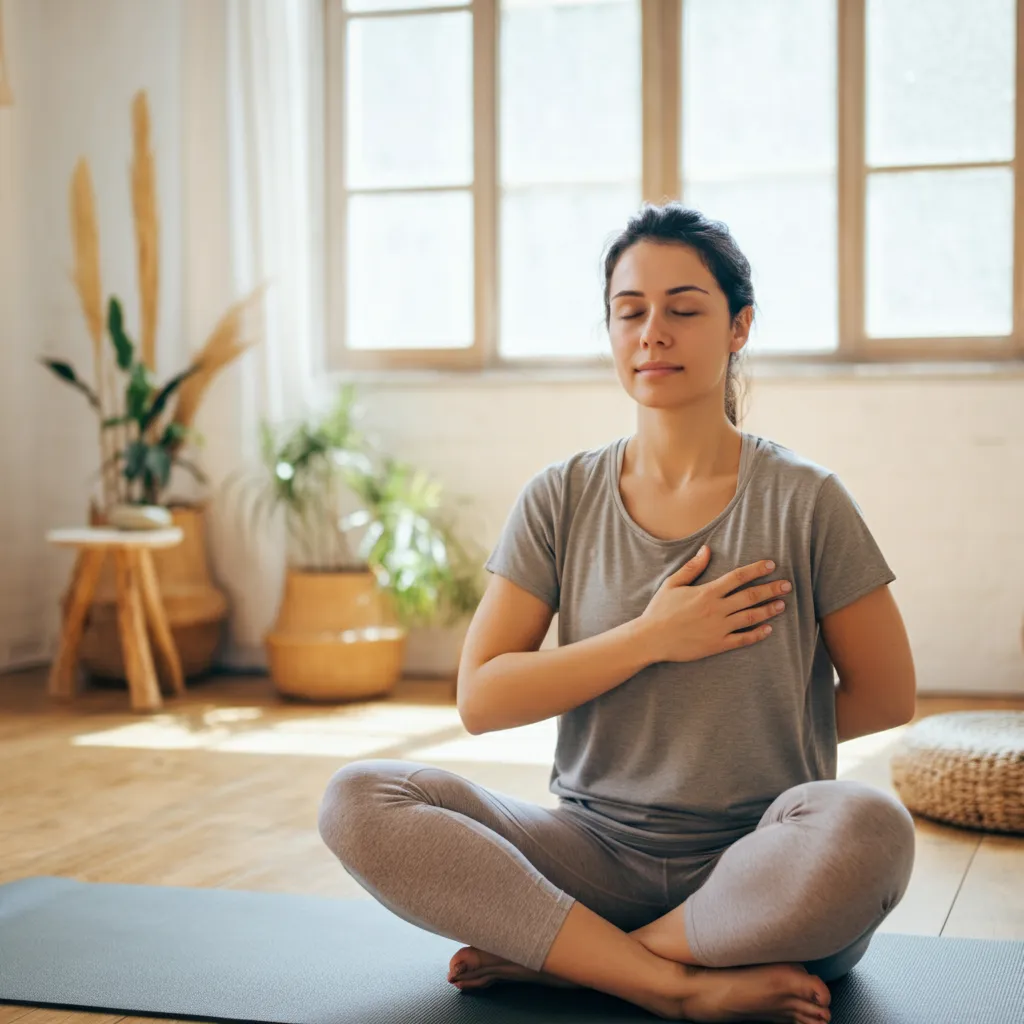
[132,91,159,372]
[65,87,263,510]
[70,159,120,507]
[168,285,266,453]
[0,2,13,108]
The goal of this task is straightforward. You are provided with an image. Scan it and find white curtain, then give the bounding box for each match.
[184,0,324,665]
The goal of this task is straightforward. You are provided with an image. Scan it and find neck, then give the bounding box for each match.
[630,398,742,490]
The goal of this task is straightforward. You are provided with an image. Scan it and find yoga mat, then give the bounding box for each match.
[1,876,1022,1023]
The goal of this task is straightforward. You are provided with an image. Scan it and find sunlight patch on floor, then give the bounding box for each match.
[69,699,909,775]
[836,724,909,777]
[409,717,558,765]
[71,703,465,758]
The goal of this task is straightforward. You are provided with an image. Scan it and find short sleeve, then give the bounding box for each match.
[810,473,896,620]
[484,467,561,610]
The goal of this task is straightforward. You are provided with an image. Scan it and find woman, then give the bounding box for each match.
[318,203,917,1024]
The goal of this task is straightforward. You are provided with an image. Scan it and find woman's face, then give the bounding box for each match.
[606,240,751,411]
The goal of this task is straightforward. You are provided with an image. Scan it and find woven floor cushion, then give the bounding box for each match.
[891,711,1024,834]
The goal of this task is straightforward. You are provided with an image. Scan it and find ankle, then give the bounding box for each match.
[629,914,702,967]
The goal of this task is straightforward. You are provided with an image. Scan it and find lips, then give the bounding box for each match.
[636,365,684,374]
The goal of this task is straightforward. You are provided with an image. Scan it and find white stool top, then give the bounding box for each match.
[46,527,184,549]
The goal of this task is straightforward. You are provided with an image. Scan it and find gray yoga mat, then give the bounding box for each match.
[1,876,1022,1023]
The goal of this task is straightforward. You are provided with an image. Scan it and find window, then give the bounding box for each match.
[326,0,1024,372]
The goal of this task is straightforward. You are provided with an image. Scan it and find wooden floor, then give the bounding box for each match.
[0,665,1022,1024]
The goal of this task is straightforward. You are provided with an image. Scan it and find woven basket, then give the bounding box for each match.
[890,711,1024,834]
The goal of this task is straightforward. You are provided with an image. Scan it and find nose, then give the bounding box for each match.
[639,307,673,349]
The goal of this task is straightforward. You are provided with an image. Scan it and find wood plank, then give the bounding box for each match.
[878,820,980,937]
[5,1012,122,1024]
[0,665,1021,972]
[942,833,1024,940]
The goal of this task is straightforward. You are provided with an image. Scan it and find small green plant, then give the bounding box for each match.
[40,296,208,506]
[224,383,486,629]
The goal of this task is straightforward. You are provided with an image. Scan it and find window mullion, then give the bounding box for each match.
[326,0,349,371]
[838,0,866,361]
[473,0,497,370]
[642,0,679,203]
[1014,0,1024,356]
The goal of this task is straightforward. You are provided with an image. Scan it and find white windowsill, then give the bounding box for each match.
[322,358,1024,388]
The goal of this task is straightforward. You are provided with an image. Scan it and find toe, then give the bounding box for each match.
[793,1012,828,1024]
[455,975,495,991]
[787,996,830,1023]
[806,976,831,1007]
[448,947,481,980]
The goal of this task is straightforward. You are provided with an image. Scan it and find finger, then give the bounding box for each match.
[723,622,773,650]
[708,558,776,597]
[726,598,785,632]
[724,578,786,614]
[667,544,710,584]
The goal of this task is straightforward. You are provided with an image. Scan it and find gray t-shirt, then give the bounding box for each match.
[485,431,896,847]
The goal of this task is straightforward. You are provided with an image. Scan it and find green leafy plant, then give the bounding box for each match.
[224,383,486,629]
[40,295,208,506]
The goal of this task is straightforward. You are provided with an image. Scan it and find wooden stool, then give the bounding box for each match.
[47,527,186,713]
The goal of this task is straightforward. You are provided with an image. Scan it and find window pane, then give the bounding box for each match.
[346,1,468,14]
[501,0,641,185]
[682,0,836,179]
[346,12,472,189]
[498,0,641,359]
[685,178,837,354]
[681,0,837,353]
[346,192,474,349]
[866,0,1015,167]
[500,187,640,359]
[866,168,1013,338]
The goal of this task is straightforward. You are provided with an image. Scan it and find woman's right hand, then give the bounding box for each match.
[637,545,792,664]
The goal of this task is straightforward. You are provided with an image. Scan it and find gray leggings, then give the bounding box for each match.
[317,759,915,983]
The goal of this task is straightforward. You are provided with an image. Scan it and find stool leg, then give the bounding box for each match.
[137,548,185,696]
[48,548,106,700]
[113,549,163,712]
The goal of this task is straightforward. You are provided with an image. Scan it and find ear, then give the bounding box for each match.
[730,305,753,353]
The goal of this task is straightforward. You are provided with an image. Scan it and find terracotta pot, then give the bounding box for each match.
[76,502,230,683]
[264,568,406,702]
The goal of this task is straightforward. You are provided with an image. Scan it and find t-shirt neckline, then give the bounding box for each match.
[609,431,762,547]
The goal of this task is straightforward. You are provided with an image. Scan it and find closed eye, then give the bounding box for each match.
[618,311,698,320]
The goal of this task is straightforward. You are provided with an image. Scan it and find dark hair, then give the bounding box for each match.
[602,202,756,427]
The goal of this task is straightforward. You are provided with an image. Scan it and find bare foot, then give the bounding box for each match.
[653,960,833,1024]
[447,947,832,1024]
[447,946,578,991]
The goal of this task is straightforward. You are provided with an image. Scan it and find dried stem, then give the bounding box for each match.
[0,2,13,107]
[70,159,116,510]
[131,90,159,377]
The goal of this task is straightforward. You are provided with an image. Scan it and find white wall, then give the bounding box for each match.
[330,372,1024,695]
[0,0,185,672]
[0,0,44,667]
[3,0,1022,694]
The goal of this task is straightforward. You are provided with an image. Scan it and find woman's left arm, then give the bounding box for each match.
[820,583,917,743]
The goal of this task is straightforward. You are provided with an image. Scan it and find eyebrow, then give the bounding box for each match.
[611,285,710,300]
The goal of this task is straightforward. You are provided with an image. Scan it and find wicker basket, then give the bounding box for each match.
[890,711,1024,834]
[264,568,406,702]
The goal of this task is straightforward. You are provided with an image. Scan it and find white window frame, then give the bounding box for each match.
[324,0,1024,376]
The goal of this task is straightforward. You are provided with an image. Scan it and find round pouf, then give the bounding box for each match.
[890,711,1024,834]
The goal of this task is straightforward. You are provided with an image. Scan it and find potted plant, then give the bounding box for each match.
[40,88,263,682]
[42,295,208,524]
[225,384,485,701]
